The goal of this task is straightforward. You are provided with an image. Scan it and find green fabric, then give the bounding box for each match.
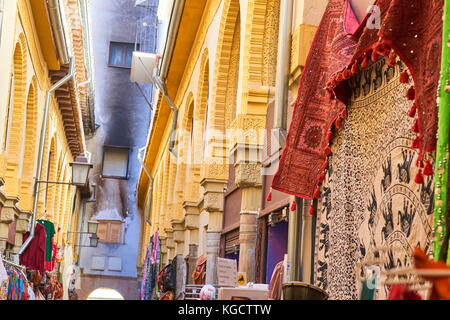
[37,220,55,262]
[434,0,450,263]
[360,276,376,300]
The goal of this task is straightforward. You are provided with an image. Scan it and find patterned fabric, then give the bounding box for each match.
[313,57,435,300]
[433,0,450,263]
[271,0,355,199]
[140,236,152,300]
[0,258,8,300]
[272,0,443,200]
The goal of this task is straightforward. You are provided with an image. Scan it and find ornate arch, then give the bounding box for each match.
[4,33,28,197]
[239,0,280,111]
[18,77,38,211]
[43,136,57,221]
[173,93,195,220]
[204,0,241,181]
[186,49,210,202]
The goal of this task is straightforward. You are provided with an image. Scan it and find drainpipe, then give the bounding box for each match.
[152,71,178,158]
[18,56,75,256]
[47,0,70,65]
[273,0,293,148]
[79,0,96,134]
[138,0,185,158]
[273,0,304,283]
[138,147,153,226]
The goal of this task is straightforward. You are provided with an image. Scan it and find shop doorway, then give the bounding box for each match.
[265,220,288,283]
[86,288,125,300]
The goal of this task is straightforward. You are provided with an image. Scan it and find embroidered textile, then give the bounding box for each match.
[272,0,442,200]
[313,57,435,300]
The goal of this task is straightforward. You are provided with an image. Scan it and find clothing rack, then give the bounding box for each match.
[0,253,25,270]
[1,253,28,282]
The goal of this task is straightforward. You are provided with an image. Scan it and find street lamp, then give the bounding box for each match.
[69,154,93,186]
[68,220,100,248]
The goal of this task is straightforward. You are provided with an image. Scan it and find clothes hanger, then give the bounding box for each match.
[37,210,48,222]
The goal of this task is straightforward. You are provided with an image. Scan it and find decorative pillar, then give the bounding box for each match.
[187,244,198,284]
[159,235,168,266]
[232,113,266,283]
[14,210,32,253]
[236,185,261,283]
[165,228,175,261]
[173,220,185,256]
[184,201,200,245]
[201,178,227,285]
[0,196,19,247]
[205,230,221,285]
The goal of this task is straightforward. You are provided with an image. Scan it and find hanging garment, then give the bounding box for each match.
[192,253,207,285]
[21,223,46,273]
[413,247,450,300]
[61,245,73,300]
[37,219,56,263]
[6,267,29,300]
[268,261,284,300]
[360,277,376,301]
[313,56,435,299]
[387,284,422,300]
[271,0,443,201]
[0,257,8,300]
[140,243,151,300]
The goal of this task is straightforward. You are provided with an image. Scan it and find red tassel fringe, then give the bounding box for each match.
[309,204,315,216]
[411,136,420,149]
[314,187,321,199]
[266,191,272,202]
[423,160,433,176]
[327,131,334,142]
[414,169,424,184]
[371,50,379,62]
[343,69,352,79]
[291,201,297,211]
[351,62,359,74]
[322,159,329,171]
[400,70,409,84]
[408,103,417,118]
[388,51,396,66]
[318,172,325,183]
[335,117,342,129]
[361,55,368,68]
[412,118,419,133]
[406,86,415,100]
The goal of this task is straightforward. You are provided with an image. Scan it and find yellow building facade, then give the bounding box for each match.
[0,0,92,258]
[137,0,326,284]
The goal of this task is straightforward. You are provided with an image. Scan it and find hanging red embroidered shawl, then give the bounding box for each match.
[271,0,443,200]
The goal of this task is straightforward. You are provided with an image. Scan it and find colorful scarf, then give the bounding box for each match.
[272,0,443,210]
[433,0,450,263]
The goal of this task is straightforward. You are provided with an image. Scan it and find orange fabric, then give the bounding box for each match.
[413,247,450,300]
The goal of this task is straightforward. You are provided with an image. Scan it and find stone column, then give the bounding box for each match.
[201,178,227,285]
[13,210,32,253]
[159,235,168,266]
[187,244,198,284]
[235,161,263,284]
[172,220,185,256]
[237,186,260,283]
[165,229,175,261]
[0,196,19,251]
[205,230,221,285]
[184,202,200,284]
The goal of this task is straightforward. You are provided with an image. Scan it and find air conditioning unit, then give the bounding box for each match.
[130,51,161,84]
